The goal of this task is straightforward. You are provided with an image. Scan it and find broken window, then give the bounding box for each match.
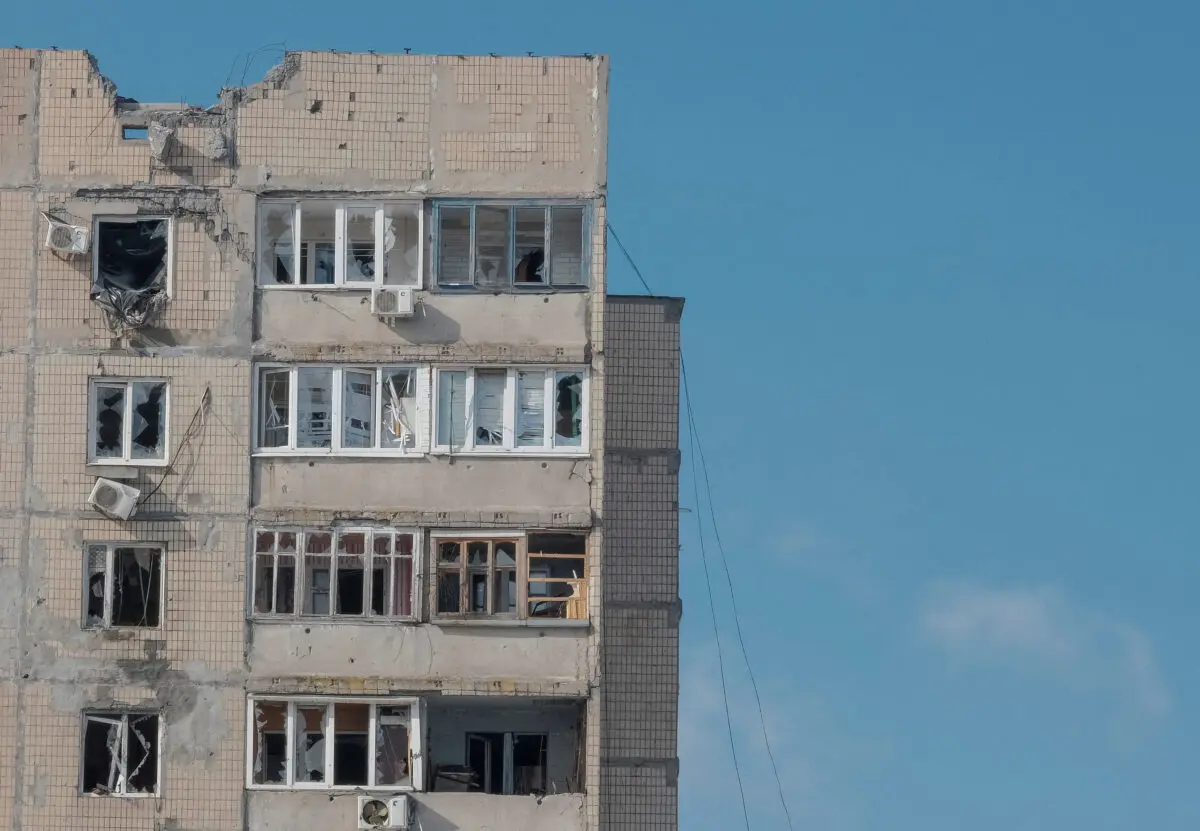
[253,528,415,619]
[253,531,297,615]
[433,367,588,453]
[434,202,588,289]
[248,698,418,790]
[527,533,587,620]
[258,201,422,287]
[433,532,587,622]
[89,379,168,463]
[81,712,160,796]
[464,732,548,795]
[83,543,163,629]
[435,537,519,618]
[255,365,422,453]
[91,218,170,329]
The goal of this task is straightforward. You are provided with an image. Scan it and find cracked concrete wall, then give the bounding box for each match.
[0,45,671,831]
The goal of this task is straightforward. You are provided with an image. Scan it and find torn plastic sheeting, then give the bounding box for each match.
[148,123,174,160]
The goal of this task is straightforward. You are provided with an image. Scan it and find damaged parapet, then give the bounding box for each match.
[116,98,233,165]
[91,218,169,329]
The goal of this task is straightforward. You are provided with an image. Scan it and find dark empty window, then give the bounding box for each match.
[84,544,163,629]
[465,732,549,795]
[81,712,159,795]
[92,219,169,328]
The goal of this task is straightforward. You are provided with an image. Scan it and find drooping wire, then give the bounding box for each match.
[686,399,752,830]
[607,220,795,829]
[684,358,796,830]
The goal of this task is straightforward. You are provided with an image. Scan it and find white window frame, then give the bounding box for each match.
[87,377,170,466]
[251,527,421,621]
[91,215,174,299]
[245,696,424,792]
[430,530,588,622]
[432,366,589,456]
[432,200,590,289]
[256,200,425,289]
[82,542,166,630]
[253,364,428,456]
[79,710,163,797]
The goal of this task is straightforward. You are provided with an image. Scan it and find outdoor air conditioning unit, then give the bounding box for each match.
[358,794,411,830]
[42,215,91,255]
[88,478,141,521]
[371,287,414,319]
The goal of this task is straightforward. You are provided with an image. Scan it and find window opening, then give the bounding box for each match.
[250,698,415,791]
[89,379,167,463]
[82,712,159,796]
[527,533,587,620]
[434,367,587,453]
[435,537,519,617]
[84,544,163,629]
[254,528,415,619]
[464,732,548,796]
[435,203,587,289]
[92,219,169,329]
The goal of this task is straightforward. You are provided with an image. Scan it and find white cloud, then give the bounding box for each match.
[771,523,881,603]
[920,582,1171,719]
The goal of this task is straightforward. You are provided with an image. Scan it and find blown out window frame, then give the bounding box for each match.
[245,695,424,792]
[90,215,175,300]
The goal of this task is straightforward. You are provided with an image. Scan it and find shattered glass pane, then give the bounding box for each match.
[374,706,411,786]
[514,207,547,284]
[474,206,510,287]
[296,368,333,448]
[125,714,158,793]
[252,701,288,784]
[550,207,585,286]
[260,203,297,284]
[516,371,546,447]
[295,706,327,783]
[437,207,471,285]
[81,715,122,794]
[473,369,506,446]
[344,207,376,283]
[342,370,374,449]
[437,571,461,614]
[93,384,126,459]
[299,202,336,284]
[259,370,290,448]
[336,533,366,616]
[129,382,166,460]
[85,544,107,628]
[381,368,415,449]
[111,547,161,627]
[254,554,274,614]
[275,554,296,614]
[384,204,420,286]
[437,371,467,449]
[554,372,583,447]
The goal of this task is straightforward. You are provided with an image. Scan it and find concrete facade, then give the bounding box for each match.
[0,48,680,830]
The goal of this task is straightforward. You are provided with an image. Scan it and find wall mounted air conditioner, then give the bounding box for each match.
[42,215,91,255]
[358,794,410,830]
[371,287,415,319]
[88,478,141,521]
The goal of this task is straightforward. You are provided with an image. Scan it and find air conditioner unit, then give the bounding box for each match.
[88,478,141,521]
[43,216,91,255]
[371,287,414,319]
[358,794,410,830]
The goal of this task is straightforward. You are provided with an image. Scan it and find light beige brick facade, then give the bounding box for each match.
[0,48,679,830]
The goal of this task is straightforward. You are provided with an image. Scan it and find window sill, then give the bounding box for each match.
[80,792,159,799]
[257,283,421,292]
[433,284,589,294]
[86,459,169,469]
[432,618,590,630]
[252,450,424,459]
[250,616,419,625]
[429,450,589,459]
[246,785,416,794]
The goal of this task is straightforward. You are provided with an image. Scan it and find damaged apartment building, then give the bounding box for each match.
[0,49,682,830]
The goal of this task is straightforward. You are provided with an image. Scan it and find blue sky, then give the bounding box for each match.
[10,1,1200,828]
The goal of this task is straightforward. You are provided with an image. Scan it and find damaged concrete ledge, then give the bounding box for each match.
[246,677,589,698]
